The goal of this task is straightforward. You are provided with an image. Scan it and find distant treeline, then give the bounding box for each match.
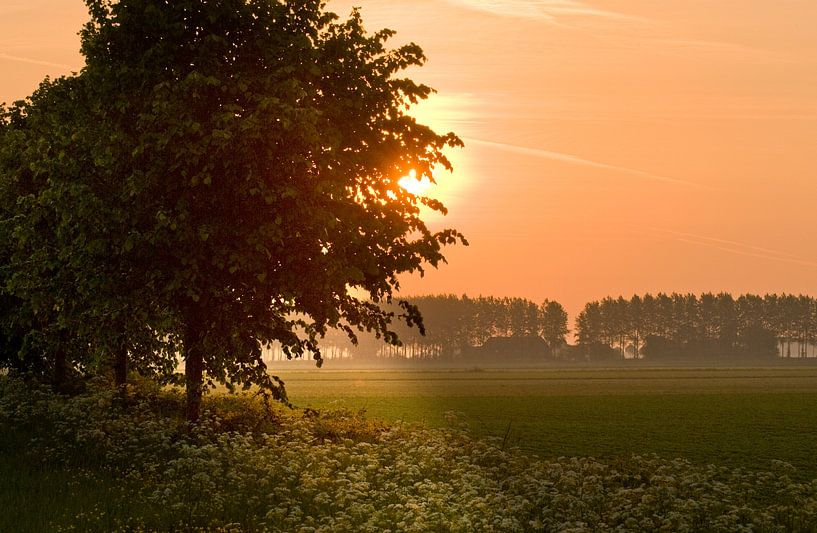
[279,295,569,362]
[576,293,816,361]
[279,292,817,364]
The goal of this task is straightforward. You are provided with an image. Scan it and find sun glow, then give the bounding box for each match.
[398,169,434,196]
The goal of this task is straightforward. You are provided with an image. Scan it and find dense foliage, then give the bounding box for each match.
[575,293,813,361]
[0,0,463,419]
[2,376,816,532]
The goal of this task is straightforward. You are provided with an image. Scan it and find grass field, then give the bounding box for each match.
[0,431,150,532]
[274,366,817,479]
[4,368,817,530]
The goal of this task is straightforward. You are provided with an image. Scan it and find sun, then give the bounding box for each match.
[398,169,433,196]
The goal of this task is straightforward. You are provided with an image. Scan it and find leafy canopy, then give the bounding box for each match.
[0,0,464,399]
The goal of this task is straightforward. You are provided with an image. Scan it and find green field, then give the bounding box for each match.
[275,367,817,479]
[5,368,817,530]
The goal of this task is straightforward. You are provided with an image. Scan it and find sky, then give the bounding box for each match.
[2,1,817,321]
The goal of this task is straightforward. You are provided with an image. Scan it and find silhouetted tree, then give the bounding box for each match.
[330,295,567,364]
[2,0,465,420]
[540,300,569,349]
[577,292,801,362]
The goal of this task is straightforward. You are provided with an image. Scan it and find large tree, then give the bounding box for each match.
[68,0,462,420]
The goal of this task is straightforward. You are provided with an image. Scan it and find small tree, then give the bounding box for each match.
[1,75,177,392]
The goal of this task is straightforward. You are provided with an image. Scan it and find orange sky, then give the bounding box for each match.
[2,1,817,321]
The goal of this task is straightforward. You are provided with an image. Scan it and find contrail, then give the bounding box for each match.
[654,228,804,260]
[442,0,640,23]
[633,225,817,268]
[0,53,76,71]
[674,237,817,269]
[465,137,705,188]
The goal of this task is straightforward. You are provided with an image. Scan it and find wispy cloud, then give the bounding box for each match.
[464,137,704,188]
[644,38,790,67]
[675,238,817,269]
[655,39,759,55]
[442,0,637,23]
[0,5,33,15]
[0,52,75,70]
[641,227,817,268]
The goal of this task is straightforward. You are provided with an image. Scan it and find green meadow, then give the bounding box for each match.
[5,367,817,531]
[277,367,817,479]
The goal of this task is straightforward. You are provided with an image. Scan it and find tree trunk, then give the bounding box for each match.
[114,343,128,389]
[53,346,67,393]
[184,315,205,423]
